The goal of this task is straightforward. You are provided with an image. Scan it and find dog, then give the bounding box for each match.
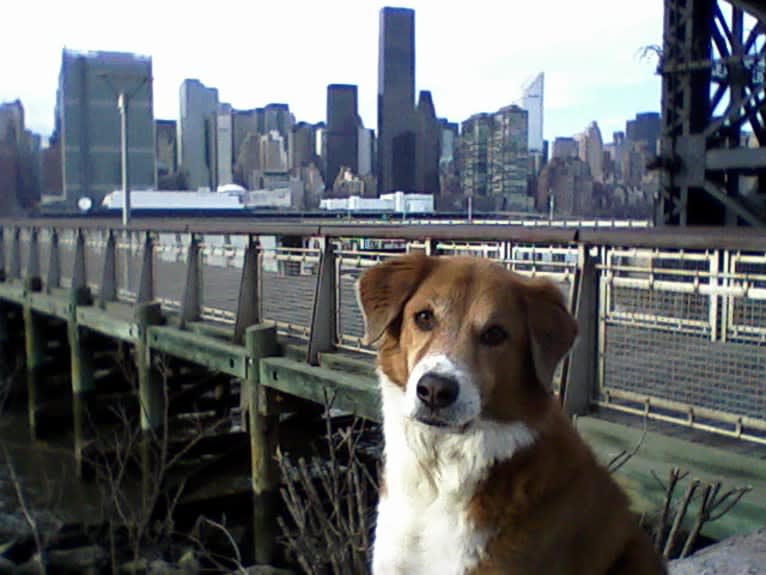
[356,254,666,575]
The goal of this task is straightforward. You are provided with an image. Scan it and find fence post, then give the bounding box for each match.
[233,236,260,345]
[47,230,60,291]
[99,230,117,305]
[0,227,5,282]
[10,228,21,280]
[25,229,41,292]
[246,324,279,565]
[137,232,154,304]
[179,234,202,328]
[23,304,45,439]
[307,236,336,365]
[563,244,598,416]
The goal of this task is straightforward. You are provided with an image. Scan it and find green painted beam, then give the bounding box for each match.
[0,281,27,304]
[259,357,381,422]
[76,305,138,343]
[577,416,766,541]
[319,351,377,378]
[147,325,248,378]
[186,321,235,341]
[26,291,70,319]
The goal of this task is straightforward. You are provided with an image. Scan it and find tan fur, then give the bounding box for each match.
[358,254,666,575]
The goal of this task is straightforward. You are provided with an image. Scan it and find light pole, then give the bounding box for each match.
[118,92,130,226]
[99,73,149,226]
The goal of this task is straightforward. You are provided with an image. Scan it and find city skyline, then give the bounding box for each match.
[1,0,662,144]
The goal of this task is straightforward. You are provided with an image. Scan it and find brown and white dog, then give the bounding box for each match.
[356,254,666,575]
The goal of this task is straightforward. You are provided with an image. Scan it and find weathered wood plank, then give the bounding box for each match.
[259,357,381,422]
[147,325,247,378]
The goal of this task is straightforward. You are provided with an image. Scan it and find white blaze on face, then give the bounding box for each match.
[404,353,482,428]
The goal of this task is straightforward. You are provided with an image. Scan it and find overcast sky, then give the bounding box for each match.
[1,0,663,144]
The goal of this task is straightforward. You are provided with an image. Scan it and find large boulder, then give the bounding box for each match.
[669,527,766,575]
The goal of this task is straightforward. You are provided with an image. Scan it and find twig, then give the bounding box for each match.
[663,479,700,558]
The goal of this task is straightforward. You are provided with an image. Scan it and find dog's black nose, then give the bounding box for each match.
[416,373,459,409]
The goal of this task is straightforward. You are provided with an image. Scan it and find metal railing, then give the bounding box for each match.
[1,217,764,444]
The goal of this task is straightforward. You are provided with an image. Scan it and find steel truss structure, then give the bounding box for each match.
[659,0,766,225]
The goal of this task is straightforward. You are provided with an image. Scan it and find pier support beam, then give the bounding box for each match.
[23,306,45,440]
[246,324,279,565]
[135,302,165,500]
[69,231,95,475]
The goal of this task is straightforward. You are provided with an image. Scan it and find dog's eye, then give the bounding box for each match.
[480,325,508,347]
[414,309,436,331]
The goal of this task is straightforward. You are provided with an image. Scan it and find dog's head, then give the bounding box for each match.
[356,254,577,430]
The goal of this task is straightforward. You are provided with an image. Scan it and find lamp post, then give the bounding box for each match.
[98,73,149,226]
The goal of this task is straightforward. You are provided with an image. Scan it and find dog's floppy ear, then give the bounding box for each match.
[356,253,434,345]
[525,278,578,389]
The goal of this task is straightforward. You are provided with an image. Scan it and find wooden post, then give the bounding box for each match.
[23,305,45,439]
[10,228,21,281]
[24,229,41,292]
[246,324,279,565]
[135,302,164,500]
[179,234,202,328]
[233,236,260,345]
[69,229,94,475]
[307,237,336,365]
[46,230,60,291]
[99,230,117,306]
[563,245,599,416]
[137,232,154,304]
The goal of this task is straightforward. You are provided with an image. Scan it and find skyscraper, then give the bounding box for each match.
[415,90,440,194]
[326,84,359,187]
[378,6,416,194]
[518,73,544,153]
[155,119,177,177]
[58,50,155,206]
[576,121,604,182]
[217,103,233,187]
[460,105,531,210]
[179,79,218,190]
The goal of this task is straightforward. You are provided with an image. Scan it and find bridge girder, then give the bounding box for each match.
[659,0,766,226]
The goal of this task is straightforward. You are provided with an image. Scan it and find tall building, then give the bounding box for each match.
[460,105,531,210]
[232,108,263,162]
[576,121,604,182]
[326,84,359,186]
[179,79,219,190]
[415,90,440,193]
[263,103,294,147]
[155,119,177,177]
[358,126,374,177]
[460,113,492,200]
[58,50,155,206]
[489,105,530,209]
[378,6,416,193]
[536,156,594,216]
[217,103,233,187]
[626,112,660,155]
[438,119,460,198]
[289,122,318,172]
[552,137,578,159]
[518,73,544,153]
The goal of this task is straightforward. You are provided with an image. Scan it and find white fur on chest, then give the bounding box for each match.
[372,374,536,575]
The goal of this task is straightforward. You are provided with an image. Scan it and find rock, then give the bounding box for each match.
[177,549,199,575]
[148,559,184,575]
[669,527,766,575]
[15,557,43,575]
[46,545,108,575]
[0,556,15,575]
[242,567,296,575]
[120,558,148,574]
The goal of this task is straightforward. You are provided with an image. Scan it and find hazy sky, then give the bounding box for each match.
[1,0,663,144]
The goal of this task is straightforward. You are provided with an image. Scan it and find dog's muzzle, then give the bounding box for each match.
[416,373,459,410]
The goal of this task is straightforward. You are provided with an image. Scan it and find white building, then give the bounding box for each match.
[517,72,544,153]
[216,103,233,186]
[319,191,433,214]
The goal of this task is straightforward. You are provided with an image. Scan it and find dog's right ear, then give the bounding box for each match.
[355,253,434,345]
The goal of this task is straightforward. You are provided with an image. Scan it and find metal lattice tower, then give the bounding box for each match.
[658,0,766,226]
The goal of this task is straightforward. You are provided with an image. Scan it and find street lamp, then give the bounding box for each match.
[99,73,149,226]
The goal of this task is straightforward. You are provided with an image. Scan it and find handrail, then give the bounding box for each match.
[2,217,766,251]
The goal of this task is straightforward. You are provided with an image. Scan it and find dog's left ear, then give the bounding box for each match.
[525,278,578,389]
[356,253,434,345]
